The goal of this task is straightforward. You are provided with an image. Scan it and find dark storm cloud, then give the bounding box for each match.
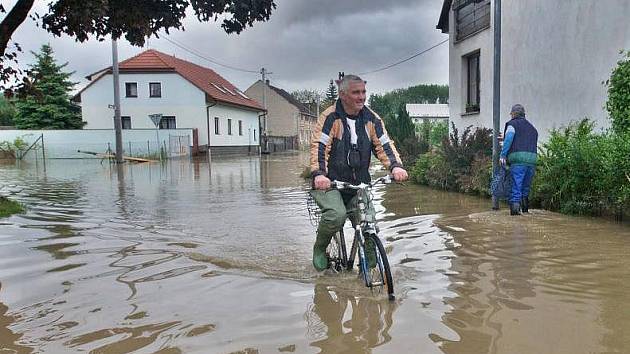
[6,0,448,95]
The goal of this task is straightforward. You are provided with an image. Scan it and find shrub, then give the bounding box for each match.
[606,50,630,135]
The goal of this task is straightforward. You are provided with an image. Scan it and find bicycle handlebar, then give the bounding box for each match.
[331,175,392,190]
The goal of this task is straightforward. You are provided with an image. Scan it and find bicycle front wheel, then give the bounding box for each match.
[327,230,348,272]
[366,234,395,300]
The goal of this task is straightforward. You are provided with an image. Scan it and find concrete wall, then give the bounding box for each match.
[80,73,260,148]
[446,0,630,140]
[245,81,299,137]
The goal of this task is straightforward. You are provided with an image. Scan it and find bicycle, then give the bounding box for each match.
[307,175,395,301]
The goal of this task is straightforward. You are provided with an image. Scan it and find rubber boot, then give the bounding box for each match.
[313,231,332,271]
[510,202,521,216]
[521,197,529,213]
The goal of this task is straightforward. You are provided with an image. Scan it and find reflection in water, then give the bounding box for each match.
[307,283,394,353]
[0,154,628,353]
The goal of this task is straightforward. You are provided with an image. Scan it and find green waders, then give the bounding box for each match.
[310,189,377,271]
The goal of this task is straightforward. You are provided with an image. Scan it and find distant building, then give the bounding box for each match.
[74,49,264,155]
[406,104,449,124]
[245,80,317,151]
[437,0,630,140]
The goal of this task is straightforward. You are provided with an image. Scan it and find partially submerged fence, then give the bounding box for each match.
[0,129,193,159]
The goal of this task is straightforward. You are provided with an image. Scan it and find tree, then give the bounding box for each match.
[0,96,16,126]
[368,83,448,121]
[14,44,84,129]
[323,79,338,108]
[606,50,630,135]
[384,104,427,165]
[0,0,277,89]
[290,89,325,115]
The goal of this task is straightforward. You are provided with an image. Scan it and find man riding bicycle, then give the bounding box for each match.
[309,74,409,271]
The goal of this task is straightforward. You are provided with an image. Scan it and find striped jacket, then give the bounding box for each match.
[310,100,402,184]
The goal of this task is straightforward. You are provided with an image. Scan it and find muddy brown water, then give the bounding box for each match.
[0,153,628,353]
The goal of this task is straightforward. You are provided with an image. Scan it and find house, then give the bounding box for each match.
[406,103,449,124]
[245,80,317,151]
[74,49,264,155]
[437,0,630,140]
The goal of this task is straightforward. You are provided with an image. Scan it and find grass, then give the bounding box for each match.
[0,196,24,217]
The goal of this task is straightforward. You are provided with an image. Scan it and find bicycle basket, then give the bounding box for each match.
[306,193,321,227]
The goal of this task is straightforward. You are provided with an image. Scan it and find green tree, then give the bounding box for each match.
[0,0,276,90]
[14,44,84,129]
[384,104,427,165]
[0,96,16,126]
[323,80,338,108]
[368,84,448,120]
[606,50,630,135]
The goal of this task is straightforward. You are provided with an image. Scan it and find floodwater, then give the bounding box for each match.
[0,153,628,354]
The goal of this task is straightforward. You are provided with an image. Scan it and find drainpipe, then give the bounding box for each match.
[492,0,502,210]
[206,100,217,162]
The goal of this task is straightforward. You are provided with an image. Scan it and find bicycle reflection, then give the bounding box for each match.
[306,283,395,353]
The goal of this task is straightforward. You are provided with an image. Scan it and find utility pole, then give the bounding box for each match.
[260,67,272,153]
[112,38,124,164]
[492,0,502,209]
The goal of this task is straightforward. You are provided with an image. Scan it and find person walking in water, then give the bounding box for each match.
[500,104,538,215]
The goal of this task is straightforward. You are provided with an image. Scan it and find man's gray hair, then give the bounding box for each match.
[338,74,366,93]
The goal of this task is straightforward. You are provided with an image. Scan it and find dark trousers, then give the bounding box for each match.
[510,164,535,203]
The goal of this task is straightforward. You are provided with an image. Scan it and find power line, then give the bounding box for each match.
[358,39,449,75]
[159,34,259,74]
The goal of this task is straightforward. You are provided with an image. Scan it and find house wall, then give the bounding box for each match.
[80,73,259,148]
[245,81,299,137]
[447,0,630,140]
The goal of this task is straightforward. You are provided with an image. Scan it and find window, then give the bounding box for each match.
[253,129,257,141]
[159,116,176,129]
[121,116,132,129]
[214,117,220,134]
[238,120,243,136]
[454,0,491,41]
[125,83,137,98]
[149,82,162,97]
[227,119,232,135]
[465,51,480,113]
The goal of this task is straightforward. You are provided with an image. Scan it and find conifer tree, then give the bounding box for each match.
[323,79,338,108]
[14,44,84,129]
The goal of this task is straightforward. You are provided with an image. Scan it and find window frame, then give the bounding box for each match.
[238,120,243,136]
[454,0,491,41]
[125,82,138,98]
[214,117,220,135]
[149,82,162,98]
[465,50,481,113]
[227,119,233,135]
[159,116,176,129]
[121,116,132,129]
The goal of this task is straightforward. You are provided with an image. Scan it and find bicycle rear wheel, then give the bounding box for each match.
[365,234,395,300]
[326,230,348,272]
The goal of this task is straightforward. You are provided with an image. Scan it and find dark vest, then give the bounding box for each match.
[505,117,538,155]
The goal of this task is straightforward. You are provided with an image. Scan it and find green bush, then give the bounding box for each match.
[606,51,630,135]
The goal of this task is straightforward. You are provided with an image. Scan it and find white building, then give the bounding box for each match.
[74,49,264,155]
[437,0,630,140]
[406,103,449,124]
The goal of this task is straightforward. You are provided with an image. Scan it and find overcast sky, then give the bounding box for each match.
[7,0,448,96]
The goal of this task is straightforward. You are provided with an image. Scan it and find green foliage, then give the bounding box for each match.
[368,83,448,120]
[0,135,34,159]
[0,196,24,218]
[532,119,630,216]
[416,120,449,147]
[384,104,427,166]
[14,44,85,129]
[411,123,493,195]
[606,51,630,135]
[0,96,16,126]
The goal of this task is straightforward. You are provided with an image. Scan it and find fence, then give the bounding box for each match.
[0,129,193,159]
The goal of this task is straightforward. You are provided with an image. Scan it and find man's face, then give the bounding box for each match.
[340,81,366,114]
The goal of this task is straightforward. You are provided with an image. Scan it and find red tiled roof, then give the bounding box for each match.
[81,49,263,111]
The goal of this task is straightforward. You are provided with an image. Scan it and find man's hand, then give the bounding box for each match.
[499,157,507,166]
[314,175,332,190]
[392,167,408,182]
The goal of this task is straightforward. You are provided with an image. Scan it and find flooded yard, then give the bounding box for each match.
[0,153,628,353]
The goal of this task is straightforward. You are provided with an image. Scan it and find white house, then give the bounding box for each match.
[74,49,264,155]
[437,0,630,140]
[406,103,449,124]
